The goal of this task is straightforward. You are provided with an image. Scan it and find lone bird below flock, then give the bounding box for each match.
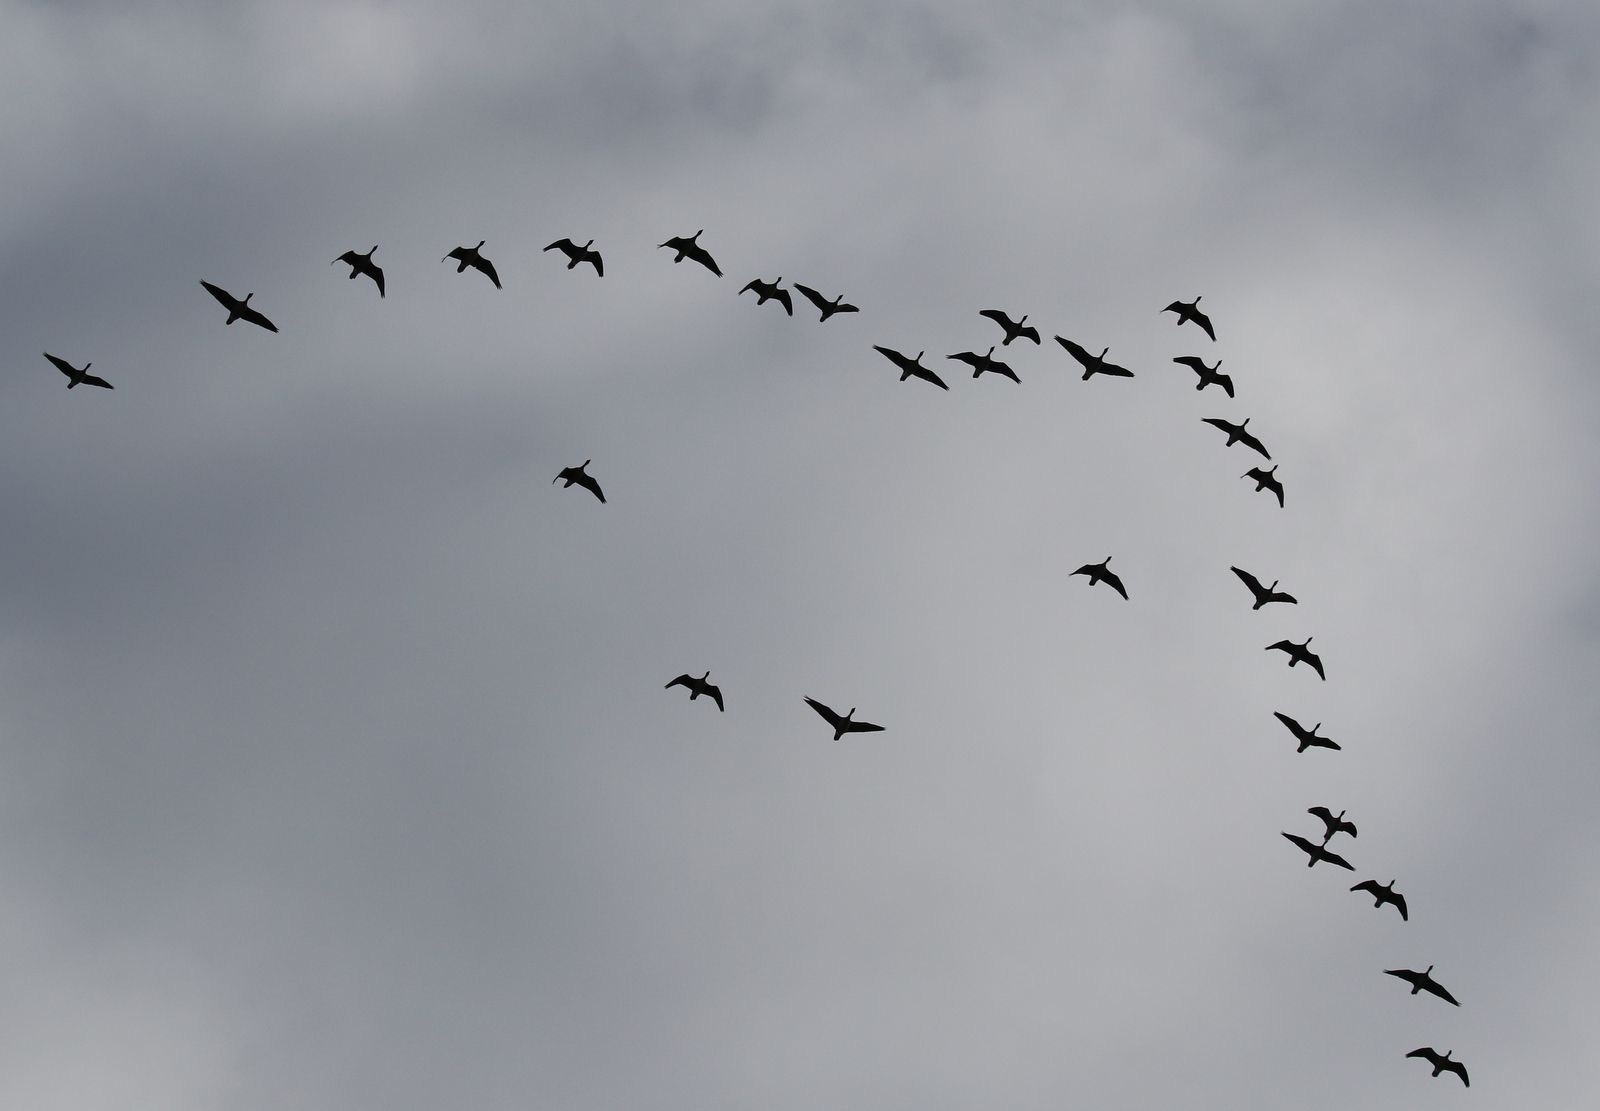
[1202,417,1271,460]
[443,242,501,289]
[1282,831,1355,871]
[1172,355,1233,397]
[333,246,385,296]
[979,309,1040,345]
[543,238,603,276]
[1163,296,1216,340]
[1273,712,1339,752]
[200,281,278,332]
[804,698,885,740]
[1266,637,1326,680]
[873,346,949,390]
[793,283,858,322]
[1055,336,1134,380]
[657,230,722,277]
[1384,966,1460,1006]
[739,277,792,315]
[1350,879,1409,921]
[553,460,605,503]
[1405,1048,1468,1087]
[947,347,1020,383]
[1243,466,1285,507]
[665,672,724,712]
[1308,806,1357,840]
[1231,566,1297,609]
[42,352,112,390]
[1072,557,1128,599]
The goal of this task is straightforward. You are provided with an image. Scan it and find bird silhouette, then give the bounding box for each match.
[873,346,949,390]
[1350,879,1408,920]
[42,352,112,390]
[553,460,605,503]
[1163,296,1215,340]
[1405,1048,1468,1087]
[1385,966,1460,1006]
[739,277,793,316]
[1054,336,1134,379]
[1308,806,1357,840]
[1242,466,1284,507]
[979,309,1040,346]
[1281,832,1354,870]
[1230,567,1297,609]
[1172,355,1233,397]
[665,672,724,712]
[543,238,603,276]
[804,698,885,740]
[657,230,722,276]
[443,242,501,288]
[947,347,1020,383]
[1273,712,1338,753]
[1202,417,1271,459]
[1266,638,1325,680]
[793,283,858,321]
[1071,557,1127,599]
[200,281,278,332]
[333,246,384,296]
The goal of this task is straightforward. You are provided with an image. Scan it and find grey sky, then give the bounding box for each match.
[0,2,1596,1109]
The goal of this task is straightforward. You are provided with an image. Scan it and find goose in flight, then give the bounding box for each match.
[553,460,605,503]
[804,698,885,740]
[1350,879,1408,920]
[1242,466,1284,507]
[1071,557,1127,599]
[657,230,722,276]
[665,672,724,712]
[979,309,1040,345]
[1172,355,1232,397]
[793,283,858,322]
[873,346,949,390]
[200,281,278,332]
[1231,567,1297,609]
[947,347,1019,383]
[1308,806,1357,840]
[1281,832,1354,871]
[1054,336,1134,380]
[1385,966,1460,1006]
[1405,1048,1468,1087]
[443,242,501,288]
[1273,712,1338,753]
[1202,417,1271,459]
[1266,638,1325,680]
[740,277,793,315]
[333,246,384,296]
[42,352,112,390]
[1163,296,1215,340]
[543,238,603,276]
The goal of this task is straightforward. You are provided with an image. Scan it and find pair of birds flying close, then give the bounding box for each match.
[739,278,860,321]
[663,680,885,741]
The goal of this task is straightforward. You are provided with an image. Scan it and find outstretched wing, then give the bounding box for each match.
[1281,832,1317,857]
[1163,300,1187,314]
[368,265,385,297]
[739,279,763,295]
[576,473,606,503]
[544,238,577,255]
[707,685,725,712]
[475,257,502,289]
[947,351,983,368]
[873,345,909,371]
[1306,653,1326,680]
[335,250,362,267]
[1053,335,1092,367]
[1318,846,1354,870]
[1443,1060,1468,1086]
[240,304,279,332]
[978,309,1009,328]
[909,365,949,390]
[1266,640,1294,654]
[1094,358,1134,378]
[804,698,845,730]
[1391,890,1409,920]
[773,288,793,316]
[79,372,114,389]
[1191,309,1216,341]
[793,283,829,312]
[1238,431,1272,459]
[43,352,77,379]
[200,280,236,310]
[1384,968,1423,989]
[687,244,722,276]
[665,674,693,691]
[1018,325,1040,344]
[1351,879,1381,898]
[1103,571,1129,599]
[1173,355,1207,374]
[1423,979,1461,1007]
[1308,806,1336,828]
[842,719,885,735]
[1231,566,1266,596]
[1202,417,1234,436]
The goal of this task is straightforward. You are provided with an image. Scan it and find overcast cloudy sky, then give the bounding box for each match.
[0,2,1597,1109]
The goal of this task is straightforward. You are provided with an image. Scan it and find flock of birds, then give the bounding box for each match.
[40,228,1470,1092]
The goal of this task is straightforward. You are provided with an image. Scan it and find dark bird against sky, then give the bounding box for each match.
[873,346,949,390]
[947,347,1020,383]
[1071,557,1128,599]
[443,242,501,288]
[1202,417,1271,460]
[740,277,793,315]
[665,672,724,712]
[1243,465,1285,507]
[1308,806,1357,840]
[42,352,112,390]
[1054,336,1134,380]
[978,309,1040,345]
[803,698,886,740]
[1274,712,1338,753]
[1230,567,1297,609]
[333,246,385,296]
[1163,296,1216,340]
[1384,966,1460,1006]
[1172,355,1233,396]
[1350,880,1409,921]
[1405,1048,1469,1087]
[1281,832,1355,870]
[657,230,722,276]
[1266,638,1325,680]
[553,460,605,503]
[200,281,279,332]
[544,238,603,276]
[792,283,858,322]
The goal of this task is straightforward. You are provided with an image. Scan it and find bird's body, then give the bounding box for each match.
[739,277,793,315]
[1281,832,1355,871]
[1202,417,1271,459]
[543,238,603,276]
[1071,557,1128,599]
[1385,966,1460,1006]
[947,347,1020,383]
[804,698,885,740]
[1274,712,1338,753]
[873,346,949,390]
[1406,1048,1468,1087]
[200,281,278,332]
[553,460,605,503]
[793,283,858,322]
[443,242,501,288]
[979,309,1040,346]
[1163,296,1215,340]
[1308,806,1357,840]
[665,672,724,712]
[42,352,112,390]
[333,246,384,296]
[1172,355,1233,396]
[1350,879,1408,920]
[1231,566,1297,609]
[1243,466,1284,507]
[1054,336,1134,379]
[1266,638,1325,680]
[657,230,722,276]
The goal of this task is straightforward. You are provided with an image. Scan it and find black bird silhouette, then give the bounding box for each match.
[42,352,112,390]
[1273,712,1339,753]
[1281,832,1354,870]
[804,698,885,740]
[1202,417,1271,459]
[1071,557,1128,599]
[1406,1048,1468,1087]
[665,672,724,712]
[1350,879,1408,920]
[1172,355,1233,397]
[1308,807,1357,840]
[1163,296,1215,340]
[553,460,605,503]
[443,242,501,288]
[873,346,949,390]
[1242,466,1285,507]
[333,246,385,296]
[979,309,1040,346]
[543,238,603,276]
[947,347,1020,383]
[793,283,858,322]
[200,281,279,332]
[657,230,722,276]
[1054,336,1134,380]
[1230,567,1297,609]
[1385,966,1460,1006]
[1266,638,1325,680]
[739,277,793,316]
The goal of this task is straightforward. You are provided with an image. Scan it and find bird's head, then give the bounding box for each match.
[582,240,593,249]
[1018,315,1028,325]
[1099,348,1109,358]
[846,708,856,719]
[986,347,995,356]
[700,672,711,680]
[475,241,485,249]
